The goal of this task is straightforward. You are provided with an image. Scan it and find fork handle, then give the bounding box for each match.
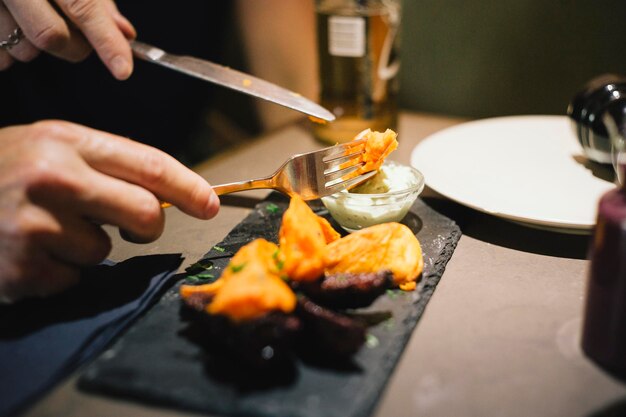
[159,177,275,208]
[212,177,275,195]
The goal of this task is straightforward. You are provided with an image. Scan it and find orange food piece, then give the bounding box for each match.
[355,128,398,173]
[180,279,224,299]
[317,215,341,244]
[279,196,331,281]
[192,239,296,322]
[324,222,423,289]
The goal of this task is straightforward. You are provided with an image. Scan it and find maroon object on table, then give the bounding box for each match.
[582,185,626,373]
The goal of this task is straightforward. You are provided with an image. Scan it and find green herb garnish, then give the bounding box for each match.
[185,272,216,284]
[266,203,280,214]
[272,249,285,271]
[185,259,214,274]
[230,263,246,273]
[383,318,395,331]
[213,245,226,253]
[365,333,380,348]
[386,289,399,299]
[276,259,285,271]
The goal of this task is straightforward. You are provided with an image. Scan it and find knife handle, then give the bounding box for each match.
[130,40,167,62]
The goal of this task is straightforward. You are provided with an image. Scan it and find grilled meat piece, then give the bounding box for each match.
[324,222,423,290]
[181,291,215,312]
[181,297,301,370]
[296,295,366,356]
[293,270,392,309]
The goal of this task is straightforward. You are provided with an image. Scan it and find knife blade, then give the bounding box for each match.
[130,40,335,122]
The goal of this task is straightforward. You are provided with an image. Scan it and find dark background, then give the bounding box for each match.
[0,1,261,165]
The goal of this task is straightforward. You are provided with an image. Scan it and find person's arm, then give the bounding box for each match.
[0,0,135,79]
[0,120,220,303]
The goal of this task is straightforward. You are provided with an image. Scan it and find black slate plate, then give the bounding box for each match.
[79,193,461,417]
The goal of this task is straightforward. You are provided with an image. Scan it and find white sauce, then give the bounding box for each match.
[350,163,415,194]
[322,163,420,232]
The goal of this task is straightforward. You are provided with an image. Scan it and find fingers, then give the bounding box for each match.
[0,253,80,302]
[4,120,218,264]
[22,120,218,242]
[3,0,91,63]
[16,204,112,266]
[102,0,136,39]
[2,0,136,80]
[0,204,101,302]
[22,133,166,243]
[53,0,134,79]
[47,121,221,220]
[0,2,39,69]
[66,169,167,243]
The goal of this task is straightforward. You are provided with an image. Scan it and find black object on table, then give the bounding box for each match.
[79,193,461,417]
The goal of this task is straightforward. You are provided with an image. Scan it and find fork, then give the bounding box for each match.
[162,138,375,206]
[213,138,375,200]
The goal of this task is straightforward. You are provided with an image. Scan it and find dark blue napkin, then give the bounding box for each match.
[0,254,182,417]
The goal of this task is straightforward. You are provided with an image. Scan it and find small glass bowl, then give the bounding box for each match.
[321,161,425,232]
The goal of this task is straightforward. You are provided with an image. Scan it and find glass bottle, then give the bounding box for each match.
[313,0,401,144]
[581,98,626,373]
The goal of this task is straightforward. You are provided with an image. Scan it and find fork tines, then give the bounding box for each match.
[321,138,373,191]
[321,138,367,163]
[322,138,367,175]
[325,169,377,195]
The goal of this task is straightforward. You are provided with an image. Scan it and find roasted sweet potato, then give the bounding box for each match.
[317,215,341,244]
[278,196,333,281]
[324,222,423,290]
[179,280,223,312]
[181,239,297,322]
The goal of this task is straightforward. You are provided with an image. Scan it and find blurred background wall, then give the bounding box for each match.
[235,0,626,125]
[398,0,626,118]
[204,0,626,160]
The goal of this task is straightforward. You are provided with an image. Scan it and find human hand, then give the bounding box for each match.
[0,0,136,80]
[0,120,220,302]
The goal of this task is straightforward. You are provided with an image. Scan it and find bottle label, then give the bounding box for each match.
[328,16,366,57]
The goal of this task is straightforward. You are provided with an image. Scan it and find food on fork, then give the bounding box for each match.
[355,128,398,173]
[333,128,398,186]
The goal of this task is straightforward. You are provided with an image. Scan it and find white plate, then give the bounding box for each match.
[410,115,616,234]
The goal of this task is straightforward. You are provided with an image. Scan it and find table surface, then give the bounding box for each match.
[24,112,626,417]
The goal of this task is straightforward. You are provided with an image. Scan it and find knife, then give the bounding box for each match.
[130,40,335,122]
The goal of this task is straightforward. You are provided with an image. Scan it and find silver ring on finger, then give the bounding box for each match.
[0,27,24,50]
